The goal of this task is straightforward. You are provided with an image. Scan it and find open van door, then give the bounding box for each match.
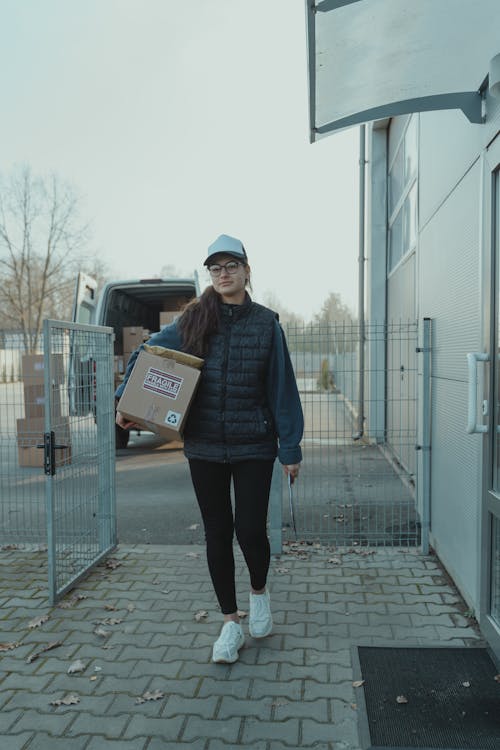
[72,272,98,325]
[69,273,99,416]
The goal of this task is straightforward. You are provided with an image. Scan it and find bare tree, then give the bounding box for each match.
[0,166,90,351]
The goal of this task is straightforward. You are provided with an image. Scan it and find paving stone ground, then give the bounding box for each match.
[0,543,483,749]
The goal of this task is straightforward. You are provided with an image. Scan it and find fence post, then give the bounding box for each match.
[418,318,432,554]
[269,459,283,555]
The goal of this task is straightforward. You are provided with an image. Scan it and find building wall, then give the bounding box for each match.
[419,153,483,606]
[383,99,500,610]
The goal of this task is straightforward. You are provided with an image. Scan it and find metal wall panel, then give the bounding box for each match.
[419,109,481,230]
[420,94,500,231]
[429,378,481,605]
[419,158,482,609]
[420,162,482,381]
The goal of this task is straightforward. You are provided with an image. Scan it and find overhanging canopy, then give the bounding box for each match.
[306,0,500,141]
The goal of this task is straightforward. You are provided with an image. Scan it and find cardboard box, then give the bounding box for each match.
[159,311,178,327]
[116,349,202,440]
[122,326,151,355]
[22,354,64,385]
[162,296,188,311]
[23,384,62,419]
[17,417,71,468]
[17,445,72,468]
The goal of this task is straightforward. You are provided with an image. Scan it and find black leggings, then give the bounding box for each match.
[188,458,275,614]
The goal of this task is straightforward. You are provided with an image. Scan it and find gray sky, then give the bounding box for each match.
[1,0,359,322]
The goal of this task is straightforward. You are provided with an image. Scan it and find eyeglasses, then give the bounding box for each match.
[208,261,244,277]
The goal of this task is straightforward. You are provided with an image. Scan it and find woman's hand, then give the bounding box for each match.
[116,411,140,430]
[283,463,300,484]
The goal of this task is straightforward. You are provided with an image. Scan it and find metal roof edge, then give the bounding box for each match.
[305,0,317,143]
[314,91,483,138]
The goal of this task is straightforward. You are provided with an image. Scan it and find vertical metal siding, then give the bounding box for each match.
[419,159,482,607]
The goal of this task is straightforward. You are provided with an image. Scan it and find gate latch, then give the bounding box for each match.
[38,432,69,476]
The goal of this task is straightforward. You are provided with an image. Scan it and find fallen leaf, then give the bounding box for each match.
[135,689,164,704]
[94,618,122,626]
[350,703,357,710]
[396,695,408,704]
[462,681,471,688]
[187,524,200,530]
[67,659,86,674]
[28,614,49,629]
[105,558,122,570]
[327,557,342,565]
[1,544,19,550]
[194,610,208,622]
[126,603,135,613]
[161,590,171,594]
[94,627,110,638]
[276,567,290,574]
[352,680,365,688]
[270,699,288,707]
[26,640,63,664]
[50,694,80,707]
[186,552,200,558]
[0,642,22,652]
[104,604,118,611]
[89,676,97,682]
[58,593,88,609]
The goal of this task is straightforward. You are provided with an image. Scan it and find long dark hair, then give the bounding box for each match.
[178,286,220,358]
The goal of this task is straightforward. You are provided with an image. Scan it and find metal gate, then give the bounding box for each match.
[0,321,116,603]
[271,320,425,549]
[44,320,116,603]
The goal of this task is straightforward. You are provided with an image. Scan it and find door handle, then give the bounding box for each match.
[466,352,489,434]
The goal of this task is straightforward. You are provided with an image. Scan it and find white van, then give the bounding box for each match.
[72,272,200,447]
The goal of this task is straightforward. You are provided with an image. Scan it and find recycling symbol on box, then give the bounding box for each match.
[165,410,181,426]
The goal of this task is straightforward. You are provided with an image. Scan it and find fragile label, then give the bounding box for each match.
[143,367,183,400]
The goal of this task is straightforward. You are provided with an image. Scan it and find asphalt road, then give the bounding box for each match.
[115,432,205,545]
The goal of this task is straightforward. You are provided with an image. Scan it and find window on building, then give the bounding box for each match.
[387,115,418,273]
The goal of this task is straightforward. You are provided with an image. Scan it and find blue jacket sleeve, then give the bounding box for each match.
[115,322,183,399]
[266,320,304,465]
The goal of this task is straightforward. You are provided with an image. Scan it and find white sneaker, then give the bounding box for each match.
[212,621,245,663]
[249,590,273,638]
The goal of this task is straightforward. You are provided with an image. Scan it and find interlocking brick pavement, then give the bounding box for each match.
[0,543,483,749]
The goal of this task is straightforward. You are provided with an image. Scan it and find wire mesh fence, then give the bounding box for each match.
[0,323,116,602]
[284,320,419,547]
[0,335,46,547]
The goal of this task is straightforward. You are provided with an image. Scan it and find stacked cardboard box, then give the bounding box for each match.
[17,354,71,468]
[159,311,177,327]
[122,326,150,361]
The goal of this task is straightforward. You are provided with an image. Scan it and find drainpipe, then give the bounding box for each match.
[353,124,366,441]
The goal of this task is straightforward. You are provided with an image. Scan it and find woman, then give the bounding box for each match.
[116,234,303,664]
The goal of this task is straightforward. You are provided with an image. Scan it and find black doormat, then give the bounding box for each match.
[354,646,500,750]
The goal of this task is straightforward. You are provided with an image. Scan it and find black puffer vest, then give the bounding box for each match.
[183,296,278,463]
